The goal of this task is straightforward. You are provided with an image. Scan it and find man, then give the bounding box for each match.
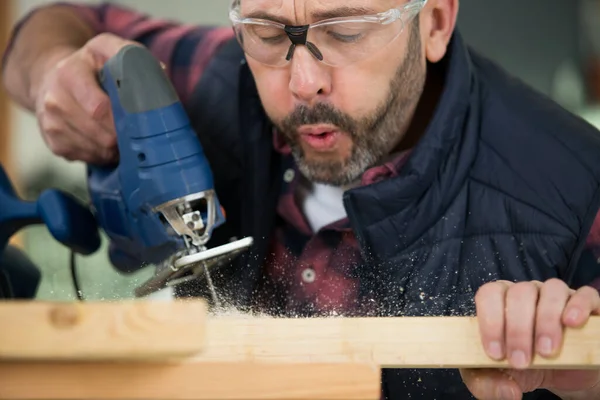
[2,0,600,398]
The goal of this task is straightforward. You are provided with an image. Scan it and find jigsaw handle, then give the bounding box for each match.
[87,45,225,272]
[96,43,218,202]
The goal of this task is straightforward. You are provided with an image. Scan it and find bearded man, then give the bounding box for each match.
[3,1,600,398]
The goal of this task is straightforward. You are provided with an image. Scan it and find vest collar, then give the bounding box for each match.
[342,29,481,261]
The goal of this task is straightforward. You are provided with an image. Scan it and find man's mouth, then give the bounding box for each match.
[298,125,343,151]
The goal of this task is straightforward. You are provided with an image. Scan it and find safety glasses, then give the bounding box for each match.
[228,0,428,67]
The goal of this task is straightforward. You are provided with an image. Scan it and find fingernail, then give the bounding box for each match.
[566,308,580,323]
[497,384,516,400]
[510,350,528,369]
[487,341,503,359]
[537,336,553,355]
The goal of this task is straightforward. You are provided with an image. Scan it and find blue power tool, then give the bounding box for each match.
[0,44,252,303]
[0,164,101,298]
[88,44,253,302]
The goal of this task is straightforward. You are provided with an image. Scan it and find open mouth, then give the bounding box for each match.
[298,125,342,151]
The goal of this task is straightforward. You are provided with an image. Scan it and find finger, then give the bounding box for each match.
[41,94,117,165]
[36,92,99,162]
[65,118,118,164]
[85,33,142,66]
[505,282,539,369]
[542,369,600,392]
[535,278,571,358]
[45,86,109,152]
[40,123,97,163]
[62,92,117,150]
[460,368,521,400]
[563,285,600,327]
[56,53,117,138]
[51,56,118,154]
[475,281,510,360]
[72,83,115,137]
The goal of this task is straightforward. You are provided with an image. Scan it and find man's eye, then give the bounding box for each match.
[259,35,286,43]
[329,32,362,43]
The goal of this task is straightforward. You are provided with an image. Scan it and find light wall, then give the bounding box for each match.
[457,0,583,99]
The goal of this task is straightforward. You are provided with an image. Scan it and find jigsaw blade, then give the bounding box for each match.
[134,237,254,303]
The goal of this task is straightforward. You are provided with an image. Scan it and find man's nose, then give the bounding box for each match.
[288,46,332,103]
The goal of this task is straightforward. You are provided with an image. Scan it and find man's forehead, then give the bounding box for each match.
[239,0,396,24]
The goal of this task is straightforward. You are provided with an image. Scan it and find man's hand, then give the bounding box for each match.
[460,279,600,399]
[33,33,139,164]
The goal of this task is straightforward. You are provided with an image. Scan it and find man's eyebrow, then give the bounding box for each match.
[312,6,377,20]
[243,11,293,25]
[244,6,377,25]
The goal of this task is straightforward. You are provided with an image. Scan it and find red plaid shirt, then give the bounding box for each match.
[12,3,600,311]
[251,132,414,316]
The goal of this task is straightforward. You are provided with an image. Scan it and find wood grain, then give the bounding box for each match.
[0,300,207,360]
[2,300,600,399]
[0,362,381,400]
[198,314,600,369]
[2,300,599,369]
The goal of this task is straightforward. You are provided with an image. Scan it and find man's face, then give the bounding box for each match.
[240,0,427,186]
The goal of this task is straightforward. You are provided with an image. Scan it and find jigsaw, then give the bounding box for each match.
[0,45,253,304]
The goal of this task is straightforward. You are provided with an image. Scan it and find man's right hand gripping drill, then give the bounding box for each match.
[4,25,139,165]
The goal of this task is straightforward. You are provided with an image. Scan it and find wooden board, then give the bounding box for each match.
[1,299,599,369]
[2,299,600,400]
[0,300,207,360]
[0,362,381,400]
[199,313,600,369]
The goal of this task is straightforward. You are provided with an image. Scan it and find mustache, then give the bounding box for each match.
[280,103,356,137]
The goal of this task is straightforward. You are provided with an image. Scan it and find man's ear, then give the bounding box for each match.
[421,0,459,63]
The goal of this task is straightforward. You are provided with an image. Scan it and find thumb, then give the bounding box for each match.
[84,32,142,68]
[460,368,522,400]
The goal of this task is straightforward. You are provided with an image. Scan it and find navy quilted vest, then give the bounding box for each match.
[179,31,600,400]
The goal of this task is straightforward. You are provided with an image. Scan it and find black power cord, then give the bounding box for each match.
[70,250,85,301]
[70,196,92,302]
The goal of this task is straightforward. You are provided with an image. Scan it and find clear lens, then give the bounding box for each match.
[233,19,405,67]
[308,20,405,66]
[233,22,291,66]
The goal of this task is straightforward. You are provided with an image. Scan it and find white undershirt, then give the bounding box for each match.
[295,174,358,232]
[293,151,403,232]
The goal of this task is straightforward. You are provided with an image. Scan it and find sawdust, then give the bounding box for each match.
[207,296,278,319]
[208,304,352,320]
[209,306,274,319]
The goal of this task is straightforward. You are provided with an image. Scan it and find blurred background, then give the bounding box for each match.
[1,0,600,301]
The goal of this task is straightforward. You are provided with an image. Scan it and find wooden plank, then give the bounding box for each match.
[0,300,207,360]
[0,362,381,400]
[198,314,600,369]
[1,300,599,369]
[2,300,599,400]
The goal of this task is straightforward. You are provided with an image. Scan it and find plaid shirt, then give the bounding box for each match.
[252,132,414,317]
[16,3,600,311]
